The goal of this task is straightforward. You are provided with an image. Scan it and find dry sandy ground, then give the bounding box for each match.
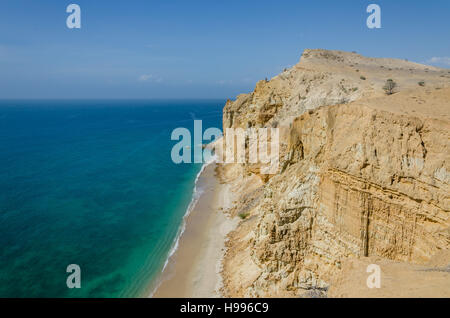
[152,163,238,297]
[328,251,450,298]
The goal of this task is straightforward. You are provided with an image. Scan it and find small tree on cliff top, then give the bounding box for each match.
[383,79,397,95]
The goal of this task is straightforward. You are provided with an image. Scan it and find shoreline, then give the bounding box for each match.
[151,162,237,297]
[145,162,210,297]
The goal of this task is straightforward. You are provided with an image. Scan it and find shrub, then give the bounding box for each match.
[238,212,250,220]
[360,76,366,80]
[383,79,397,95]
[418,81,425,87]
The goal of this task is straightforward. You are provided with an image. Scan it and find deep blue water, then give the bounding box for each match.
[0,100,223,297]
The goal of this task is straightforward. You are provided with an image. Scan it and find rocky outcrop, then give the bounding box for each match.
[223,49,448,130]
[219,49,450,297]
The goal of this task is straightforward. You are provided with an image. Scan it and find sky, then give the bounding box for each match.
[0,0,449,99]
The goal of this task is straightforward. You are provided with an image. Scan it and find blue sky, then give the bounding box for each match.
[0,0,449,99]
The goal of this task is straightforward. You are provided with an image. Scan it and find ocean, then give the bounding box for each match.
[0,99,224,297]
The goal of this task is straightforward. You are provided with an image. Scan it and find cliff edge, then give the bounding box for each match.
[218,49,450,297]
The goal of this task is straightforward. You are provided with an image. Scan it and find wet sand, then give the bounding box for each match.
[152,163,236,297]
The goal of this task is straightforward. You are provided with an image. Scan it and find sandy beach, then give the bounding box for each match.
[152,163,237,297]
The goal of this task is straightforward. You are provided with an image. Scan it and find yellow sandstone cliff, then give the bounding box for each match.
[218,49,450,297]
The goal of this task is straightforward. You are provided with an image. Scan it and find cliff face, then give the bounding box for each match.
[219,50,450,297]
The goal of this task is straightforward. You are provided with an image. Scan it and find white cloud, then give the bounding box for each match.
[426,57,450,66]
[138,74,163,83]
[138,74,153,81]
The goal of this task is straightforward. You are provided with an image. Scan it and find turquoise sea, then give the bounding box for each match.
[0,100,223,297]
